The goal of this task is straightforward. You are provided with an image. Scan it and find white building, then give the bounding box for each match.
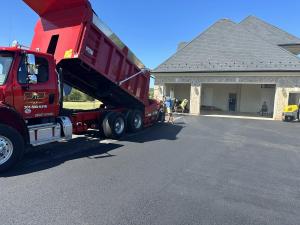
[153,16,300,119]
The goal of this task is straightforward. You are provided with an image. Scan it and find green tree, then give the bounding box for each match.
[149,88,154,99]
[64,88,96,102]
[68,89,84,101]
[86,95,95,101]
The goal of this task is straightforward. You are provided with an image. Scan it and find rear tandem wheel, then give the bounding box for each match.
[102,112,126,139]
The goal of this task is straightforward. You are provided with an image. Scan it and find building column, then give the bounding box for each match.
[273,87,287,120]
[154,83,165,101]
[189,82,202,115]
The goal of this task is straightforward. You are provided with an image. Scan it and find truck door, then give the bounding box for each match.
[13,53,59,120]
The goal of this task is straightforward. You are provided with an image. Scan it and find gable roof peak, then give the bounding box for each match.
[216,18,236,24]
[240,15,300,46]
[153,16,300,73]
[241,15,260,21]
[219,18,233,22]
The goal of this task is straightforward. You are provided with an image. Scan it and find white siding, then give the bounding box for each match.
[201,84,275,113]
[165,83,191,101]
[239,85,262,113]
[202,84,241,111]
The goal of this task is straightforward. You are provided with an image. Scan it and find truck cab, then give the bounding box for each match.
[0,47,74,172]
[0,48,60,121]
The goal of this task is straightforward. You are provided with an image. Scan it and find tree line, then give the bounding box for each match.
[63,89,95,102]
[64,88,155,102]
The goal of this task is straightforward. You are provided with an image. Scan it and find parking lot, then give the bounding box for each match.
[1,116,300,225]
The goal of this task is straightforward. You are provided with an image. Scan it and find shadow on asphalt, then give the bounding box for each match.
[1,122,185,177]
[1,137,123,177]
[124,122,184,143]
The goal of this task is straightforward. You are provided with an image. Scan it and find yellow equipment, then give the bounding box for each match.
[180,99,189,113]
[282,105,299,122]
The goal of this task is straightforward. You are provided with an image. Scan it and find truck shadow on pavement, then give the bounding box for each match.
[1,138,123,177]
[123,122,184,143]
[1,122,184,177]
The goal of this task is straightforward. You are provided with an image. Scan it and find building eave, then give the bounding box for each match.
[152,70,300,74]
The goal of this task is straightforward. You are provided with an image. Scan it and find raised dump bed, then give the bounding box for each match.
[24,0,150,109]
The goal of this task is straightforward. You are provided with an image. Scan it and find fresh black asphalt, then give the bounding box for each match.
[1,116,300,225]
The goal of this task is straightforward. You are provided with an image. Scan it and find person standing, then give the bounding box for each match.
[164,96,174,124]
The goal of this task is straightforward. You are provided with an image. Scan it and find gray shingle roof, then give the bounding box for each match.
[240,16,300,46]
[153,18,300,73]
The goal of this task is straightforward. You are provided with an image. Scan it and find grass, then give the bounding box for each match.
[63,101,102,110]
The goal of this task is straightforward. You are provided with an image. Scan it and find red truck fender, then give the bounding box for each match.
[0,103,29,144]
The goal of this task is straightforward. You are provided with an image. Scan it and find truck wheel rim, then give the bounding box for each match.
[134,114,142,129]
[115,118,125,135]
[0,136,13,166]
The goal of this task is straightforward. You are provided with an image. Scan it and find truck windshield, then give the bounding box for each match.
[0,52,14,85]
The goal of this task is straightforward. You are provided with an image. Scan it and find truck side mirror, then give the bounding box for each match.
[27,74,38,84]
[26,54,38,75]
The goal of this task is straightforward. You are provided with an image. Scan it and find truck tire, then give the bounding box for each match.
[157,109,165,123]
[99,112,113,137]
[127,110,143,132]
[0,125,24,172]
[102,112,126,139]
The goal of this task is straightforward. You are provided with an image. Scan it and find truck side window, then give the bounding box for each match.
[36,57,49,83]
[18,56,49,84]
[17,57,27,84]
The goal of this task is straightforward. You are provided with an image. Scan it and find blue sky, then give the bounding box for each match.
[1,0,300,87]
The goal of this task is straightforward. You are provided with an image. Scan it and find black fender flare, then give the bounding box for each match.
[0,103,29,144]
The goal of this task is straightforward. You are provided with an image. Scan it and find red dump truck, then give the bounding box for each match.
[0,0,161,172]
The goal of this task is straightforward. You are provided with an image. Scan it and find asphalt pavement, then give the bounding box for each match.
[1,115,300,225]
